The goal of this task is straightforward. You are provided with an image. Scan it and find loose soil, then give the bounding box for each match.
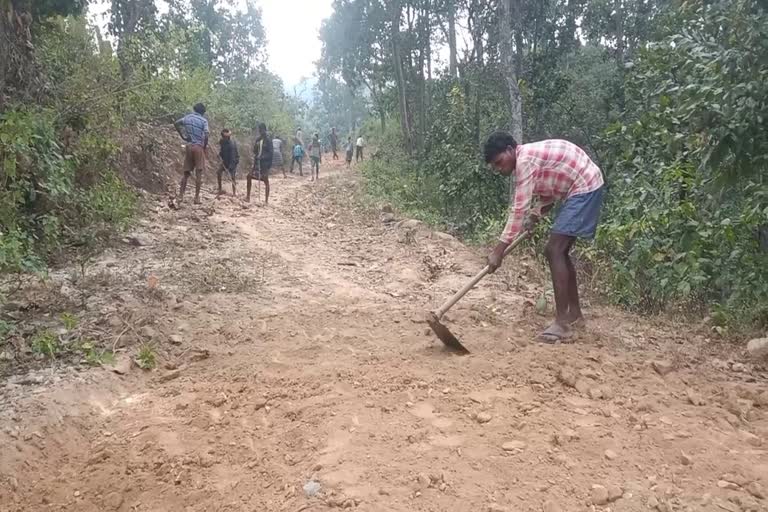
[1,157,767,512]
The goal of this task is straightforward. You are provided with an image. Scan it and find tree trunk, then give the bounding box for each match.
[391,2,412,153]
[499,0,523,143]
[447,0,458,79]
[615,0,625,111]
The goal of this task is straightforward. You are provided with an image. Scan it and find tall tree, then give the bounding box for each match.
[499,0,523,143]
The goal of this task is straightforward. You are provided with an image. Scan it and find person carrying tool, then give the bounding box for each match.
[174,102,209,204]
[483,132,604,344]
[217,128,239,196]
[246,122,273,205]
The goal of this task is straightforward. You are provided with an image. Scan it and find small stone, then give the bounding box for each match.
[139,325,157,339]
[604,449,618,460]
[501,440,526,452]
[562,428,579,442]
[486,505,508,512]
[589,387,605,400]
[381,204,394,213]
[746,337,768,360]
[574,378,591,394]
[303,480,321,497]
[591,484,609,506]
[648,496,659,508]
[104,492,124,510]
[169,334,183,345]
[721,473,750,487]
[74,491,81,498]
[718,480,740,490]
[381,212,396,224]
[111,354,133,375]
[607,485,623,502]
[158,369,181,383]
[543,500,559,512]
[686,388,705,406]
[746,481,765,500]
[652,360,675,376]
[476,412,492,424]
[680,451,693,466]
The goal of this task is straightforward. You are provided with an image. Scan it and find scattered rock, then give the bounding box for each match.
[381,213,396,224]
[591,485,609,506]
[476,412,492,424]
[574,378,591,395]
[543,500,559,512]
[652,360,675,376]
[381,204,394,213]
[486,504,509,512]
[111,354,133,375]
[721,473,750,487]
[169,334,183,345]
[746,481,765,500]
[718,480,740,490]
[604,449,618,461]
[556,368,577,388]
[562,428,579,442]
[253,399,268,410]
[501,440,526,452]
[686,388,706,406]
[588,387,605,400]
[103,491,124,510]
[158,369,181,383]
[303,480,321,497]
[607,485,623,502]
[139,325,157,339]
[648,496,659,509]
[680,451,693,466]
[746,337,768,360]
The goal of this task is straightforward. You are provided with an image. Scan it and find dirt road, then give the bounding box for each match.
[1,157,767,512]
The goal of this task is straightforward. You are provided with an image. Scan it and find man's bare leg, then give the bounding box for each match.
[193,169,202,204]
[217,170,223,195]
[245,175,252,202]
[179,172,189,202]
[231,175,236,196]
[263,177,270,206]
[564,248,584,326]
[541,233,577,342]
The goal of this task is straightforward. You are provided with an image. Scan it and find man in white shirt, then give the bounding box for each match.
[355,135,365,162]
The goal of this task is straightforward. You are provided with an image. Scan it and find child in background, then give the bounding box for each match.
[344,136,354,168]
[291,143,304,176]
[309,133,322,182]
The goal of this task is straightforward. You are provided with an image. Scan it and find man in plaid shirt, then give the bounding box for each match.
[483,132,605,343]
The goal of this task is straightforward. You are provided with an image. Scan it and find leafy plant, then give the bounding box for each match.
[60,312,77,331]
[136,343,156,370]
[79,340,115,366]
[31,330,61,359]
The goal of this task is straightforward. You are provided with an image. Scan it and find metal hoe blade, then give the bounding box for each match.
[427,312,470,355]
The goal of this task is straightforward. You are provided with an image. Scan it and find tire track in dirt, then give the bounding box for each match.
[1,157,767,512]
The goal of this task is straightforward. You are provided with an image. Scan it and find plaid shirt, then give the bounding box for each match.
[177,112,209,147]
[500,139,604,243]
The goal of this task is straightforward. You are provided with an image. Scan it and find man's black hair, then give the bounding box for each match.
[483,130,517,163]
[193,103,206,115]
[258,122,267,134]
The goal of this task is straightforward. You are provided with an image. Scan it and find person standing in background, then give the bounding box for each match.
[344,136,354,169]
[355,134,365,162]
[309,133,322,182]
[217,128,239,196]
[295,127,304,147]
[330,127,339,160]
[291,142,305,176]
[174,102,209,204]
[247,122,273,205]
[272,135,286,178]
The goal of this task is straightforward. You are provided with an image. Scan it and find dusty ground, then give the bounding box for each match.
[1,157,767,512]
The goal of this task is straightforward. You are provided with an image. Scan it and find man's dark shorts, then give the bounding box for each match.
[183,144,206,174]
[218,164,237,179]
[552,186,605,239]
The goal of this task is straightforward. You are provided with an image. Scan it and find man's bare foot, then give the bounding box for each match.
[193,198,201,205]
[569,316,586,329]
[245,196,250,202]
[538,322,572,344]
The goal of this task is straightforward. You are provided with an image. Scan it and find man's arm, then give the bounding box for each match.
[203,120,210,150]
[488,158,535,273]
[174,118,189,141]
